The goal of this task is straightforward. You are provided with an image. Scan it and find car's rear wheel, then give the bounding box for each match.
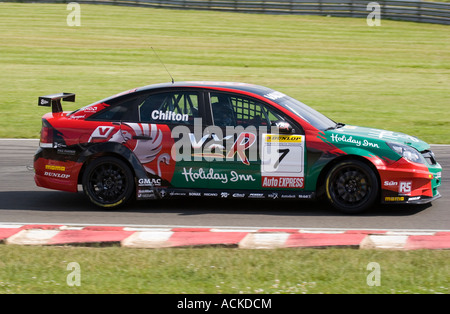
[325,160,378,214]
[82,156,134,209]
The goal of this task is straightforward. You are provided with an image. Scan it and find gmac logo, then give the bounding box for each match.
[138,178,162,187]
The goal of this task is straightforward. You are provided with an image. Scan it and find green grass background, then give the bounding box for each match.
[0,246,449,293]
[0,4,449,294]
[0,3,449,142]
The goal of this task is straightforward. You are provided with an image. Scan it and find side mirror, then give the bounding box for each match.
[271,120,294,134]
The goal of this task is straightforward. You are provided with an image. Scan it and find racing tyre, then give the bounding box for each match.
[82,157,135,209]
[325,160,378,214]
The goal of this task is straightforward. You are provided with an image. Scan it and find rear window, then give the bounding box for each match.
[89,97,139,121]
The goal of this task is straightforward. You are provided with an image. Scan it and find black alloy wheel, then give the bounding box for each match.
[82,157,134,208]
[325,160,379,214]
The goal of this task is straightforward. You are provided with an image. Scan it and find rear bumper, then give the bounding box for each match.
[33,148,82,193]
[34,172,78,193]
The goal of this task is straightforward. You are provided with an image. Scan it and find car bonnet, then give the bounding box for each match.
[331,125,430,152]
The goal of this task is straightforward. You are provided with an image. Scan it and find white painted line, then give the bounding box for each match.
[360,235,409,250]
[60,226,84,230]
[239,233,290,249]
[0,138,39,141]
[123,227,172,232]
[6,229,60,245]
[299,229,344,234]
[121,231,173,248]
[210,228,259,233]
[1,222,449,235]
[0,224,24,229]
[386,231,435,236]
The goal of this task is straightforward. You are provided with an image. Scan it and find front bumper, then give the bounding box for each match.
[378,156,442,205]
[405,191,441,204]
[383,191,441,204]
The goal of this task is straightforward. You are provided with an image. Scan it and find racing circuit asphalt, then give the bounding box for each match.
[0,139,448,231]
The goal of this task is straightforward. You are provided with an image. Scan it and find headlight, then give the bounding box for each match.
[387,142,425,164]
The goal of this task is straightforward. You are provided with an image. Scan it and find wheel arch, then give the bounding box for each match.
[76,142,147,185]
[315,154,381,198]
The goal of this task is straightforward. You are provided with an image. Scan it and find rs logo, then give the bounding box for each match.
[399,181,412,194]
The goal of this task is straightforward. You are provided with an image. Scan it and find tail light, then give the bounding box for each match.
[39,119,54,148]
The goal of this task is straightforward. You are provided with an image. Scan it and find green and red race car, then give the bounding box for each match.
[34,82,442,213]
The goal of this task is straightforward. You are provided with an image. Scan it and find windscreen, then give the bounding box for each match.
[265,91,336,130]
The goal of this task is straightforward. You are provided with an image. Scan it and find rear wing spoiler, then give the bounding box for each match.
[38,93,76,113]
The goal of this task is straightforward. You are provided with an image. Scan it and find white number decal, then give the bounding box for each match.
[261,134,305,189]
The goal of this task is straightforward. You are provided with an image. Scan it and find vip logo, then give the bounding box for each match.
[188,133,232,149]
[88,126,115,142]
[399,181,412,195]
[187,131,256,165]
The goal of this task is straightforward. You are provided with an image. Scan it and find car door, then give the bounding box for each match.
[206,91,306,195]
[134,89,210,190]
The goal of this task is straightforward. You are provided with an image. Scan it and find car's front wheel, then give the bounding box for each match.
[82,156,135,208]
[325,160,379,214]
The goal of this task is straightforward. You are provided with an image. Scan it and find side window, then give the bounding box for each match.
[210,92,285,127]
[139,91,200,124]
[91,97,139,121]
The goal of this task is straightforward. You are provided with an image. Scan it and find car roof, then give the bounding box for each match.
[135,81,276,98]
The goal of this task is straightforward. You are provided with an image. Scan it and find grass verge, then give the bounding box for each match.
[0,245,449,294]
[0,3,449,142]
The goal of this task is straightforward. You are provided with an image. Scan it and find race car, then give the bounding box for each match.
[34,81,442,213]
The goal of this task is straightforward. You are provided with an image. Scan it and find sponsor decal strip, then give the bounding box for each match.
[136,187,313,200]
